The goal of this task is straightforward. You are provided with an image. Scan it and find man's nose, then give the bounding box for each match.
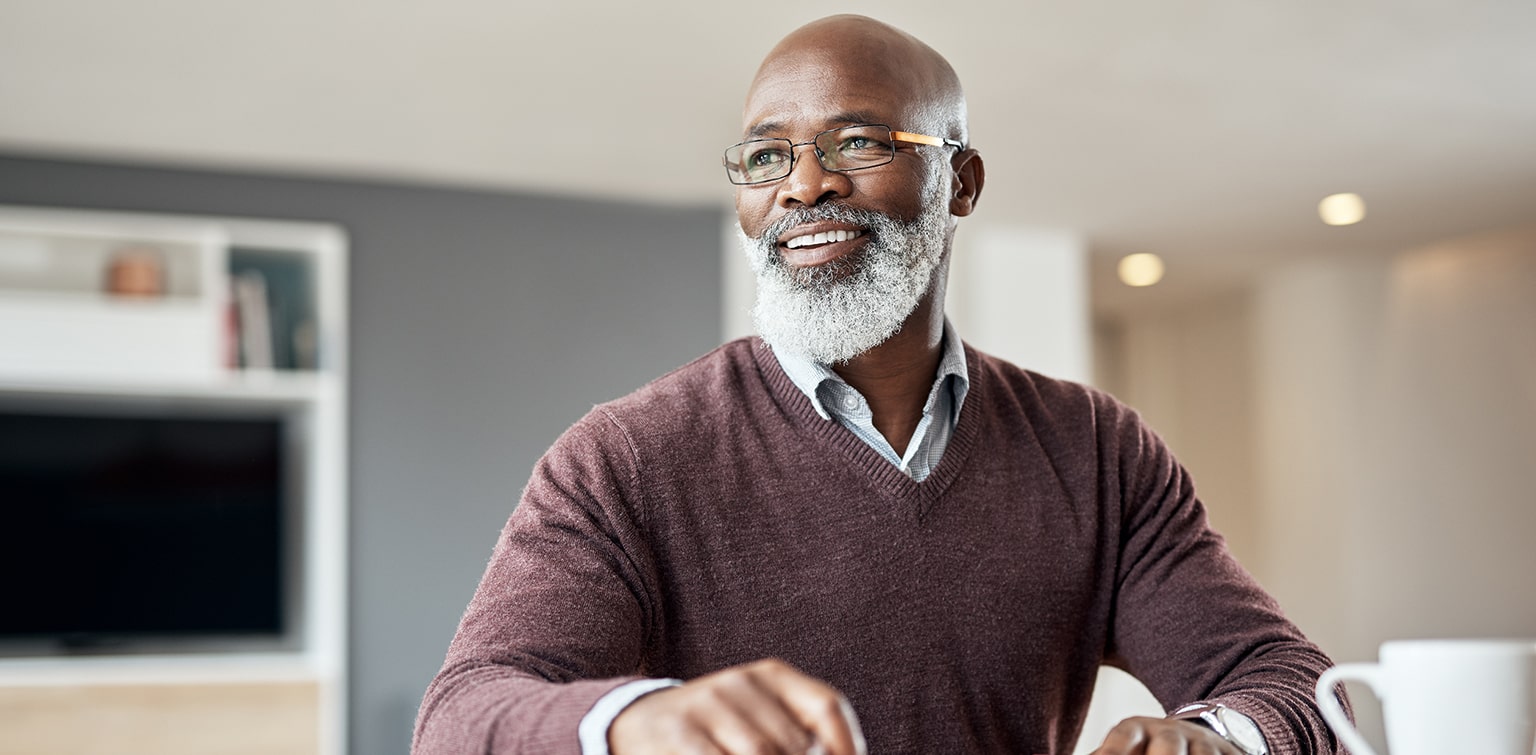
[776,143,854,209]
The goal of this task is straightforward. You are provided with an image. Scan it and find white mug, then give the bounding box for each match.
[1315,639,1536,755]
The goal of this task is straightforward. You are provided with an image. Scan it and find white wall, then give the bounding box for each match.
[948,224,1092,383]
[721,216,754,342]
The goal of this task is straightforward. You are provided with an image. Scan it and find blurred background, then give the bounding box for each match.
[1,1,1533,754]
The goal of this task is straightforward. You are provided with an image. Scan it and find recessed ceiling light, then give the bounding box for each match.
[1319,192,1366,226]
[1118,253,1165,287]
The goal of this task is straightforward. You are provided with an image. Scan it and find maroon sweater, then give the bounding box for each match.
[414,338,1341,754]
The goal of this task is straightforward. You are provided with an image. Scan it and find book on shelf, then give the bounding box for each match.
[232,270,273,370]
[228,248,319,372]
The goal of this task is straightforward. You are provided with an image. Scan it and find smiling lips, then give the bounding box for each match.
[784,228,864,249]
[778,226,868,268]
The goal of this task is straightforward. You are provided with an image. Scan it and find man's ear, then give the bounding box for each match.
[949,148,985,217]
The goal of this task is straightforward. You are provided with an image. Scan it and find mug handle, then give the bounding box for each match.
[1315,663,1383,755]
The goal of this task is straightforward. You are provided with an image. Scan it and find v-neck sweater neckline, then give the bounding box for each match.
[748,338,986,518]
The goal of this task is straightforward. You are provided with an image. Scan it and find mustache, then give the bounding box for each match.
[757,203,893,249]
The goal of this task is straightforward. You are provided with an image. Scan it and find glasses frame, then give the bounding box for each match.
[723,124,965,186]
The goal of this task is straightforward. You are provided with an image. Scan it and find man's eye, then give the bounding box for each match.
[747,148,789,167]
[838,135,889,154]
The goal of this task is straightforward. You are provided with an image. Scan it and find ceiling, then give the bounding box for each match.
[2,1,1533,315]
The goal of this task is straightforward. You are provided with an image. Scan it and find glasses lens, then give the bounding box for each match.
[816,125,895,172]
[725,139,794,184]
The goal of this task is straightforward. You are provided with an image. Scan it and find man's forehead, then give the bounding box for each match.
[747,42,919,101]
[741,48,920,135]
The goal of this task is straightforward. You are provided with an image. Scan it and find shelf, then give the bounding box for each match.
[0,652,324,686]
[0,370,339,407]
[0,206,344,386]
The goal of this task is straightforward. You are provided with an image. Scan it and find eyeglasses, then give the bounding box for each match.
[723,124,964,185]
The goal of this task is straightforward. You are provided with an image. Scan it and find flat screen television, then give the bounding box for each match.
[0,406,289,655]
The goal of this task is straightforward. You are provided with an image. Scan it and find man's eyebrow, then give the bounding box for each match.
[828,111,883,128]
[747,121,784,139]
[745,112,888,140]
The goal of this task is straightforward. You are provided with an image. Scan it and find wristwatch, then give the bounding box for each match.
[1171,703,1268,755]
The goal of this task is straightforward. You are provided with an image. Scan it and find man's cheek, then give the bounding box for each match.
[734,195,766,237]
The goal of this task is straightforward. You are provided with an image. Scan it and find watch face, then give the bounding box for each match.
[1217,707,1267,753]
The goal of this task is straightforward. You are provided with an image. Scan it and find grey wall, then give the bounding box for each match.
[0,154,724,754]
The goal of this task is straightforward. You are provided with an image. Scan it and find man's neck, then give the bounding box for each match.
[832,291,946,457]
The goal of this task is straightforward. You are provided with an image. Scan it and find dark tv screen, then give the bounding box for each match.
[0,409,285,647]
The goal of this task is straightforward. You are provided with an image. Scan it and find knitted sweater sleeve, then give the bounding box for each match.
[1103,400,1347,755]
[413,410,658,754]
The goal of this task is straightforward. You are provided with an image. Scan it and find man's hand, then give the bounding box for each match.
[609,658,866,755]
[1089,716,1244,755]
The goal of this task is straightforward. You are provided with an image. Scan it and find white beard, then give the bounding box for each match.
[737,182,951,365]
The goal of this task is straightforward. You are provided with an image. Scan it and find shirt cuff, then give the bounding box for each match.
[578,678,684,755]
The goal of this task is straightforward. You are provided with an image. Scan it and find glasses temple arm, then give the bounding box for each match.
[890,131,966,150]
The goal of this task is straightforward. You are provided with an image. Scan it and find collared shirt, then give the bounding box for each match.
[772,320,970,482]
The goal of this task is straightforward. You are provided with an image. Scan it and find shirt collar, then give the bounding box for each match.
[772,319,970,421]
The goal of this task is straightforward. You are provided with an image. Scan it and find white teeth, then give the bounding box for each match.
[784,229,863,249]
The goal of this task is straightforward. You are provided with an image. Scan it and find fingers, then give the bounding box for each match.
[1090,716,1241,755]
[609,658,864,755]
[754,660,866,755]
[703,665,819,753]
[1091,717,1148,754]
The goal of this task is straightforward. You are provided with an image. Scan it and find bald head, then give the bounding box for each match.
[745,15,969,146]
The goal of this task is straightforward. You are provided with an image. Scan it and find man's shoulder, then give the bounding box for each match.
[964,344,1157,463]
[542,338,767,465]
[588,337,768,427]
[965,343,1119,413]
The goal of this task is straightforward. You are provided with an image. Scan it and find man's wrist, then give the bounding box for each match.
[1170,702,1268,755]
[578,678,683,755]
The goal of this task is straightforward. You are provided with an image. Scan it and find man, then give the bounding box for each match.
[415,15,1344,755]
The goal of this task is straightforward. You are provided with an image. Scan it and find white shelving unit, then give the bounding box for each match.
[0,205,348,755]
